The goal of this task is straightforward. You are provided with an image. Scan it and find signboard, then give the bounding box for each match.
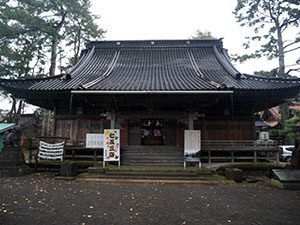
[184,130,201,163]
[103,129,120,162]
[86,133,104,148]
[259,131,269,140]
[272,169,300,182]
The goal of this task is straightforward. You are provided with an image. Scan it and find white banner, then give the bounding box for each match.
[184,130,201,162]
[86,133,104,148]
[104,129,120,162]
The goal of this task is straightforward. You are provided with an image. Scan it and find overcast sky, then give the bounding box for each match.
[90,0,299,74]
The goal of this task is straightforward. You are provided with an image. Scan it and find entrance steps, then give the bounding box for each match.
[121,145,184,166]
[87,166,216,181]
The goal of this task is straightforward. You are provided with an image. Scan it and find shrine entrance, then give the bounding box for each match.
[141,119,165,146]
[128,119,178,146]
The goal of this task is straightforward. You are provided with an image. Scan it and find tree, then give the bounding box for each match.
[64,0,105,66]
[233,0,300,77]
[0,0,104,124]
[190,29,215,39]
[254,68,278,77]
[282,110,300,142]
[234,0,300,127]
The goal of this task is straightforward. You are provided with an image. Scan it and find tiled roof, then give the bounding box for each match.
[1,39,300,93]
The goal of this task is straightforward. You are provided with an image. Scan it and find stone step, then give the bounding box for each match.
[121,162,184,166]
[87,168,215,180]
[121,146,184,166]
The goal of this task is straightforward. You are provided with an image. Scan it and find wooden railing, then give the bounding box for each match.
[26,137,102,163]
[201,140,279,163]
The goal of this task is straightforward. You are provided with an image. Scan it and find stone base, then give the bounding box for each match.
[0,147,28,177]
[0,165,28,177]
[60,162,77,177]
[88,167,106,174]
[225,168,243,182]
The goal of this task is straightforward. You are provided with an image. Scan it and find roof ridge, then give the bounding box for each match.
[187,50,221,88]
[213,46,240,79]
[243,74,300,83]
[81,49,120,89]
[86,39,223,49]
[69,46,95,77]
[0,74,63,82]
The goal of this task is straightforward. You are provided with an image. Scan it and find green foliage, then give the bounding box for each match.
[282,110,300,142]
[233,0,300,76]
[254,68,278,77]
[191,29,216,39]
[0,0,104,122]
[0,0,105,79]
[64,0,105,65]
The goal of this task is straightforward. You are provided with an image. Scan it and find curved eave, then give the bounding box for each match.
[238,74,300,91]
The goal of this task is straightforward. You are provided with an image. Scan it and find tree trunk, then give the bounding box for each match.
[12,100,23,124]
[276,24,285,77]
[49,36,58,77]
[275,21,289,127]
[280,102,289,129]
[41,109,49,136]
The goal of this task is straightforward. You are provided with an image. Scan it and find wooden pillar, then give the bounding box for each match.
[51,107,57,137]
[188,112,194,130]
[254,150,257,163]
[73,118,79,146]
[110,112,116,129]
[231,151,234,163]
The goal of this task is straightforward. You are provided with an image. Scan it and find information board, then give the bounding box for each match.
[273,169,300,182]
[86,133,104,148]
[184,130,201,163]
[103,129,120,162]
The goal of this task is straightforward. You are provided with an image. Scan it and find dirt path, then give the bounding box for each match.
[1,173,300,225]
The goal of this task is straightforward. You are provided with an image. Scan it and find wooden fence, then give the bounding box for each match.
[25,138,279,165]
[201,140,279,163]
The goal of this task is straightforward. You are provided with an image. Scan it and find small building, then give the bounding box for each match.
[1,39,300,164]
[0,123,16,152]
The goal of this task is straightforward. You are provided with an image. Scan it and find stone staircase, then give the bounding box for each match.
[121,145,184,166]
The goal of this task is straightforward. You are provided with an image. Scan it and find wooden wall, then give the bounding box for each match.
[54,116,255,147]
[194,118,254,140]
[55,118,110,146]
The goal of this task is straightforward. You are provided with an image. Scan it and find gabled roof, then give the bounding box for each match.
[1,39,300,93]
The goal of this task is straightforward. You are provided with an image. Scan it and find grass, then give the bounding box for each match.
[217,162,286,170]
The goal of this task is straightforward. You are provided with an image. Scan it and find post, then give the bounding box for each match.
[254,150,257,163]
[188,112,194,130]
[276,151,279,163]
[231,151,234,163]
[208,150,211,164]
[110,112,116,129]
[94,149,97,162]
[29,148,32,164]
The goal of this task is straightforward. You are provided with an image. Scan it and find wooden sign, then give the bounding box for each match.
[103,129,120,162]
[184,130,201,163]
[86,133,104,148]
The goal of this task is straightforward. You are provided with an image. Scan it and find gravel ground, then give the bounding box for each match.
[0,173,300,225]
